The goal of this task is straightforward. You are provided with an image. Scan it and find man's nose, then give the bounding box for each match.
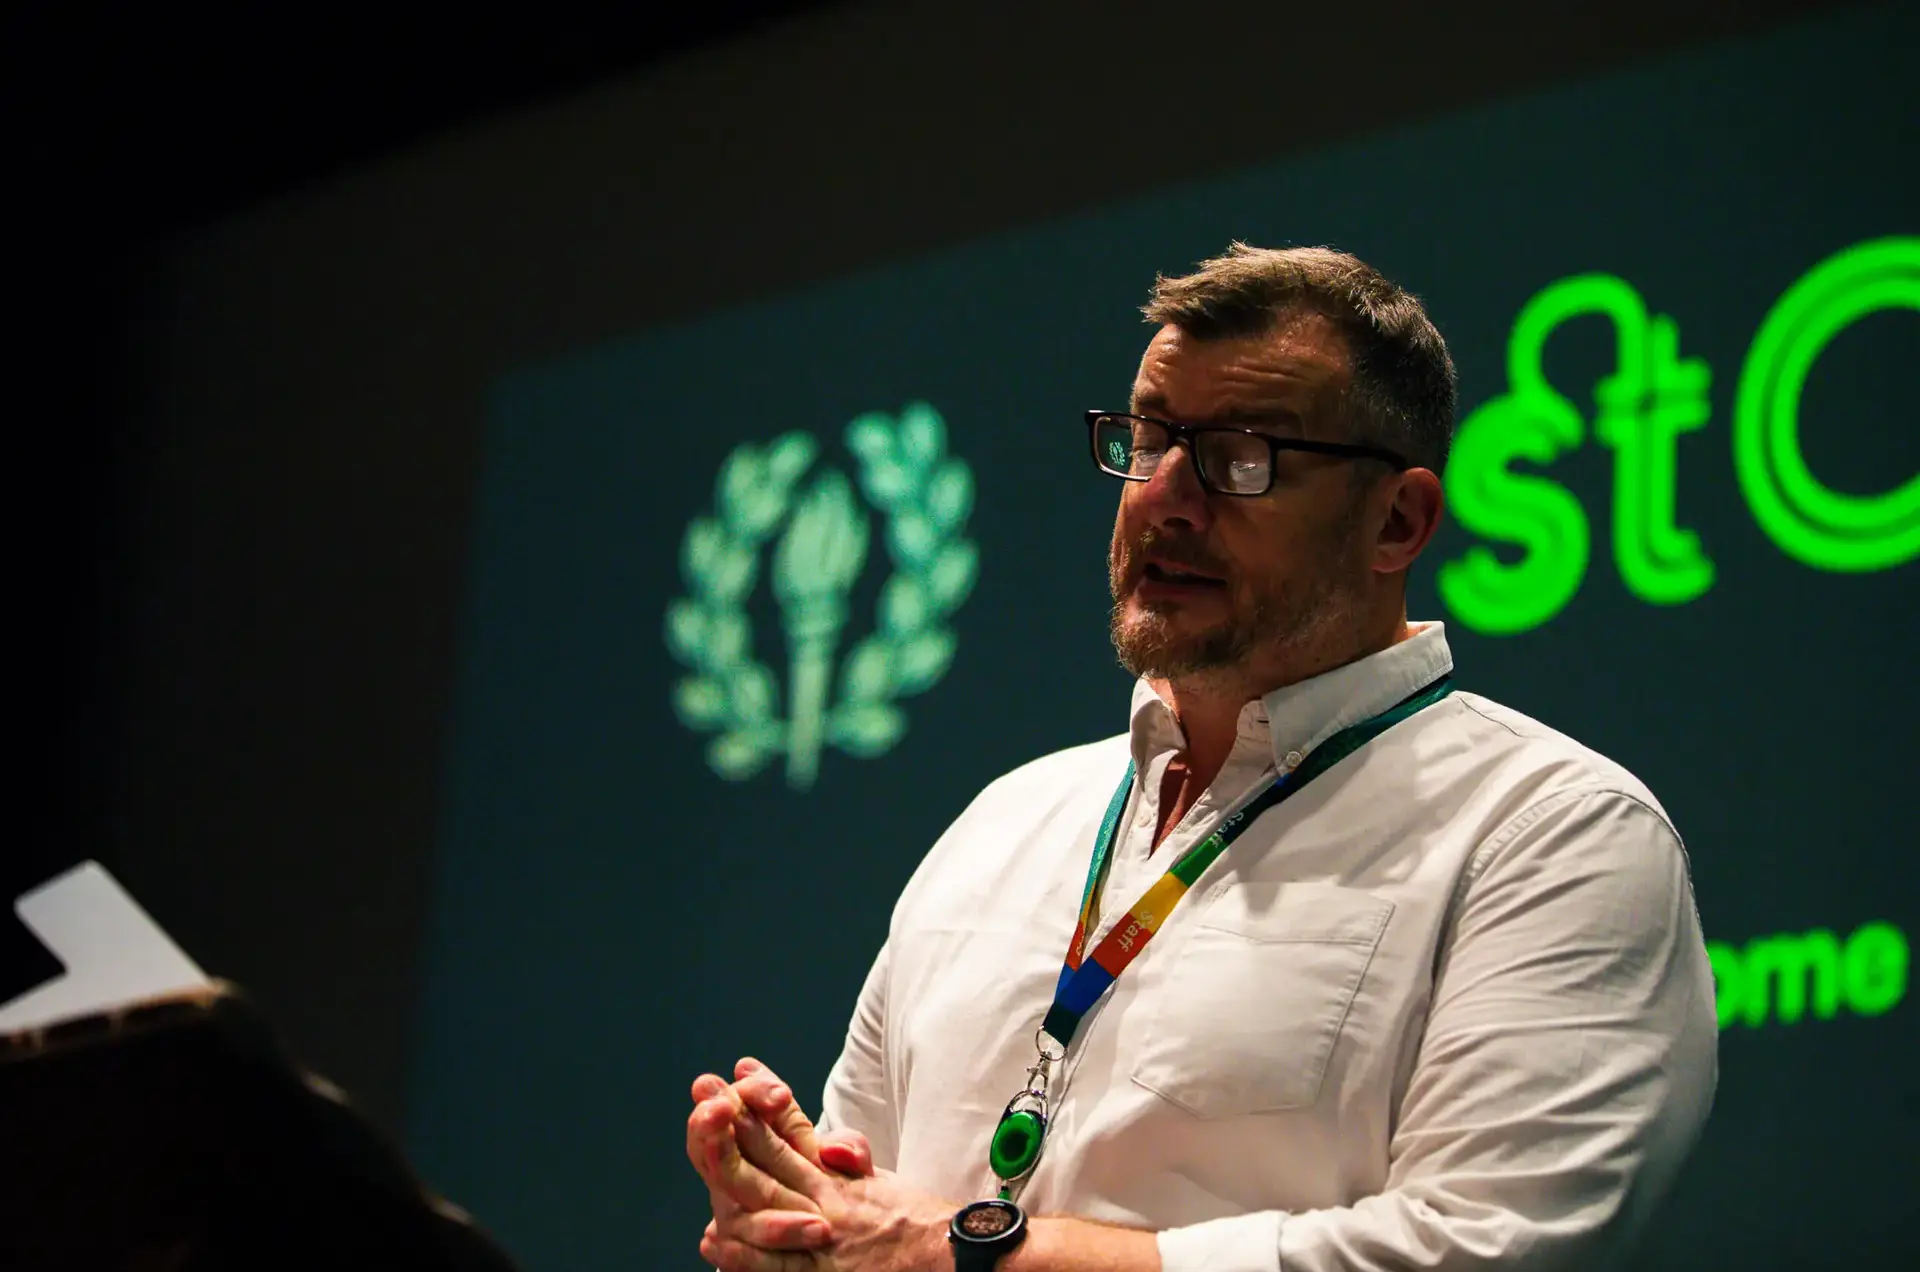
[1132,441,1213,532]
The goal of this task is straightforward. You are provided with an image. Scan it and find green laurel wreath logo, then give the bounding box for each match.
[664,402,978,789]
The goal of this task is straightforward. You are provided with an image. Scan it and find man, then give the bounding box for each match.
[685,244,1718,1271]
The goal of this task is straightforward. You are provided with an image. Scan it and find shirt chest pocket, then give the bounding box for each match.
[1129,881,1394,1118]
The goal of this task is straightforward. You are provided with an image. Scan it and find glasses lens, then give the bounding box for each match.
[1197,430,1271,494]
[1095,416,1167,478]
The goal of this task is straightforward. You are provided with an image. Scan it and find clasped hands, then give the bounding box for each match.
[687,1058,957,1272]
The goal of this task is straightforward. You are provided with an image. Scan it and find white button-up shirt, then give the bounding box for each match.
[819,623,1717,1271]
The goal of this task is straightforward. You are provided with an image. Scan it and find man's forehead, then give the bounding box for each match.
[1131,318,1350,419]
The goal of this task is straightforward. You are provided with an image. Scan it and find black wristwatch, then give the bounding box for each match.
[949,1199,1028,1271]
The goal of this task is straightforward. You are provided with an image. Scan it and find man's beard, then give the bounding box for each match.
[1107,521,1359,681]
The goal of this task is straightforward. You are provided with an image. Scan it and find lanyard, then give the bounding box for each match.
[986,674,1455,1198]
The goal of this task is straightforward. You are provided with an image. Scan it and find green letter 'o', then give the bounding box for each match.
[1734,237,1920,571]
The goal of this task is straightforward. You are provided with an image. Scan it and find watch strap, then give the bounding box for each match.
[951,1240,1010,1272]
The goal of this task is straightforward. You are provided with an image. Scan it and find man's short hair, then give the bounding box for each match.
[1142,243,1457,474]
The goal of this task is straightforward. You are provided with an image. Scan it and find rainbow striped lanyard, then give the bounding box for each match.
[986,674,1455,1199]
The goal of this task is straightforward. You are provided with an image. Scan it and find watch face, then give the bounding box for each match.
[959,1205,1018,1240]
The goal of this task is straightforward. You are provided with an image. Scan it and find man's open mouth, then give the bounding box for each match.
[1142,562,1225,587]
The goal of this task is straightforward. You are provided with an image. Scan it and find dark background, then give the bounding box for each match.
[7,1,1909,1268]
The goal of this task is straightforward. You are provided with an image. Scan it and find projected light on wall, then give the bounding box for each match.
[665,404,980,788]
[1439,237,1920,635]
[1708,921,1908,1029]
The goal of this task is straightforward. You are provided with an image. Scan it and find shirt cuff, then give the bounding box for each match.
[1155,1208,1286,1272]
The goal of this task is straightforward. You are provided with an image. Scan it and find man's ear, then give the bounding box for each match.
[1373,467,1444,575]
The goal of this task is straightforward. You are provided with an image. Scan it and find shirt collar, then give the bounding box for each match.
[1127,622,1454,773]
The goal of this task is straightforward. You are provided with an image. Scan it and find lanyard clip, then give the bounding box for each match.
[1022,1026,1067,1104]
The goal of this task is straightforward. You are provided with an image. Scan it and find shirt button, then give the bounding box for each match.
[1283,750,1303,770]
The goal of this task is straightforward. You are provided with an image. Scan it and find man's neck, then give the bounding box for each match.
[1156,614,1413,795]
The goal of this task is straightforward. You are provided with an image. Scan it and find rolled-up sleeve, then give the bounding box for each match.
[1157,789,1718,1272]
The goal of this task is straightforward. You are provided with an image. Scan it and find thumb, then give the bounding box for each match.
[817,1129,874,1178]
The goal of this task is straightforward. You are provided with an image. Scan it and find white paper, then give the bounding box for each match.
[0,861,209,1033]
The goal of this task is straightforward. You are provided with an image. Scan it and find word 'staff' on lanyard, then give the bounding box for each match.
[986,676,1455,1200]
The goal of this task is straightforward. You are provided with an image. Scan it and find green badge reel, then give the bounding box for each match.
[987,1029,1064,1199]
[989,1097,1047,1187]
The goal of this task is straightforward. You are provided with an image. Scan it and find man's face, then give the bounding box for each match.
[1108,314,1377,682]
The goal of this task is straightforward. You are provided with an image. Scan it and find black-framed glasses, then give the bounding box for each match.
[1086,410,1408,496]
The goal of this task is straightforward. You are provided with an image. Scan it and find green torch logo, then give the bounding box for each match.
[665,402,979,789]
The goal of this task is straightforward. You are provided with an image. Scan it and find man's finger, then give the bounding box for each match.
[734,1066,823,1165]
[732,1107,829,1200]
[734,1068,792,1117]
[817,1128,874,1178]
[705,1180,741,1223]
[699,1230,813,1272]
[715,1207,833,1251]
[686,1096,817,1214]
[693,1076,745,1223]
